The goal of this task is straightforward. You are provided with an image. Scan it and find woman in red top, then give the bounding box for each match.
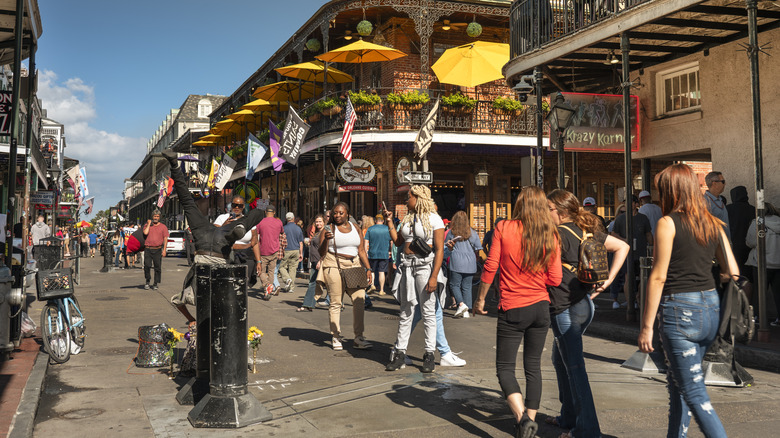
[475,186,562,438]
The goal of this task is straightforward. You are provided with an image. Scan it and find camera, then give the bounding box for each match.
[513,75,535,102]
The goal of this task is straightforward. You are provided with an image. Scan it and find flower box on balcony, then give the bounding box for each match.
[387,90,429,112]
[307,112,322,123]
[388,102,424,111]
[441,92,476,116]
[348,90,381,113]
[353,104,380,113]
[492,97,524,117]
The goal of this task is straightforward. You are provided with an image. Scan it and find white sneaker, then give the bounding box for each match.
[353,336,373,350]
[462,310,471,318]
[454,302,469,318]
[612,301,620,309]
[332,337,343,351]
[440,352,466,367]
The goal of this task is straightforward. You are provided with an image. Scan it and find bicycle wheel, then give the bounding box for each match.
[67,296,86,351]
[40,303,71,363]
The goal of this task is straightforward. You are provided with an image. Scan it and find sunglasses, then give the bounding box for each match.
[715,180,726,184]
[232,204,245,209]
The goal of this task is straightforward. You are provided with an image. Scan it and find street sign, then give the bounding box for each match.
[401,171,433,185]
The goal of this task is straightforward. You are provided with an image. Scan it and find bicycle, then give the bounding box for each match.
[34,263,86,364]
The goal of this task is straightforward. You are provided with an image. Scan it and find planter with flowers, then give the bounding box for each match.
[386,89,430,111]
[441,92,476,116]
[319,97,344,117]
[348,90,381,113]
[165,327,185,378]
[491,96,525,117]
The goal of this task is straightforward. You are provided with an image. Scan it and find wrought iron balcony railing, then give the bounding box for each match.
[509,0,650,58]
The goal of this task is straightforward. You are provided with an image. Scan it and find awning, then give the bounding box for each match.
[0,0,44,64]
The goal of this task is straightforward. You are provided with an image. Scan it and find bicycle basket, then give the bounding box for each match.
[36,268,74,301]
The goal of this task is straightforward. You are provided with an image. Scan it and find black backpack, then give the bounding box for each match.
[559,225,610,284]
[721,277,755,345]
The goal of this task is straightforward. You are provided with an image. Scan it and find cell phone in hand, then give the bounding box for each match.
[382,201,388,211]
[451,235,464,242]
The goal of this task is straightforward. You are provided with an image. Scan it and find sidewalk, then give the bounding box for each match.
[3,256,780,437]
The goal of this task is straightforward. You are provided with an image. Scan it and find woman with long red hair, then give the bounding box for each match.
[474,186,562,438]
[638,163,737,437]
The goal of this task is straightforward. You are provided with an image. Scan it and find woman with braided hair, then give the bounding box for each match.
[384,185,446,373]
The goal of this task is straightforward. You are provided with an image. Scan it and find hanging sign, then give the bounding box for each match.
[550,92,640,153]
[395,156,412,186]
[278,107,310,166]
[337,158,376,184]
[31,190,55,205]
[0,91,12,134]
[339,184,377,192]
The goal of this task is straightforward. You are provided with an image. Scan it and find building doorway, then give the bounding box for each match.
[580,177,622,221]
[431,182,465,220]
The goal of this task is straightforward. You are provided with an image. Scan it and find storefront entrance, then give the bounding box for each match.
[431,182,465,221]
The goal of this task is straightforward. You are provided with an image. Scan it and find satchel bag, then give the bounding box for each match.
[408,215,433,257]
[333,228,371,290]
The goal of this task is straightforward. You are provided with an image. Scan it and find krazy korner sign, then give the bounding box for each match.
[550,92,640,153]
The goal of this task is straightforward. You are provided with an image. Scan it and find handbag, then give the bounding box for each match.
[408,214,433,257]
[333,227,371,290]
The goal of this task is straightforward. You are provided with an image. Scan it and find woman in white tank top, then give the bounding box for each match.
[317,202,374,351]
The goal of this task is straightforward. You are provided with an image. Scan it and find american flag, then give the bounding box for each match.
[340,96,357,162]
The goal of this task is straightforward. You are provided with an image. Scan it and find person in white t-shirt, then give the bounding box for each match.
[214,196,257,287]
[638,190,663,236]
[384,185,446,374]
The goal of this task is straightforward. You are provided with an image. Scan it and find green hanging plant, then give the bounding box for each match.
[357,20,373,36]
[348,90,381,106]
[492,96,524,112]
[305,38,321,52]
[387,90,430,105]
[467,22,483,38]
[441,92,476,109]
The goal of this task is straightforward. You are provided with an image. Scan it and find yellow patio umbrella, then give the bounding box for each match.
[192,140,216,146]
[240,98,290,112]
[431,41,509,88]
[252,80,322,102]
[275,60,353,83]
[316,39,407,64]
[199,134,222,142]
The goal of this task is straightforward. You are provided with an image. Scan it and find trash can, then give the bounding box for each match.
[34,237,63,271]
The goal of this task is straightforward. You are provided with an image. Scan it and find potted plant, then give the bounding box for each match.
[319,97,344,117]
[258,129,270,144]
[348,90,381,112]
[303,101,322,123]
[387,90,430,111]
[492,96,525,117]
[441,92,476,115]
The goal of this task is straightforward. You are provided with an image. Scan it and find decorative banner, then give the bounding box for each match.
[269,121,285,172]
[413,98,439,164]
[0,91,11,134]
[66,165,80,192]
[279,107,310,166]
[207,158,219,188]
[246,133,269,181]
[78,167,89,197]
[214,154,237,191]
[550,92,640,153]
[85,197,94,215]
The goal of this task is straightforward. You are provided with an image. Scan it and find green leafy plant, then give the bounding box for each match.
[492,96,524,112]
[542,100,550,113]
[387,89,430,105]
[348,90,381,106]
[258,129,270,144]
[319,97,344,110]
[441,92,476,109]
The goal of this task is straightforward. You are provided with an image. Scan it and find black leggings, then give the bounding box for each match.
[496,300,550,410]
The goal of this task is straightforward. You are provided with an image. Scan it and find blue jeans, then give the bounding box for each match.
[449,271,474,309]
[411,294,451,356]
[551,296,601,438]
[302,269,318,308]
[114,247,122,266]
[660,290,726,438]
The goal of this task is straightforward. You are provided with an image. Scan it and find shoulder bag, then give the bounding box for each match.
[408,214,433,257]
[333,226,371,290]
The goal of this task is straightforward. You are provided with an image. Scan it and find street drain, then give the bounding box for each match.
[381,316,400,320]
[60,408,104,419]
[95,296,129,301]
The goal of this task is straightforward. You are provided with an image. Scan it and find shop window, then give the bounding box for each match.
[656,63,700,116]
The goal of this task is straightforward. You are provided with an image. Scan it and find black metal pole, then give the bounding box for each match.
[572,152,579,197]
[4,0,25,268]
[621,32,636,321]
[557,134,565,189]
[746,0,769,342]
[534,67,544,187]
[22,42,35,263]
[296,164,301,215]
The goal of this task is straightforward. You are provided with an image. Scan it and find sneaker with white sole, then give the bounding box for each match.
[332,337,343,351]
[284,278,293,291]
[353,336,373,349]
[612,301,620,309]
[440,352,466,367]
[386,349,406,371]
[454,302,469,318]
[462,310,470,318]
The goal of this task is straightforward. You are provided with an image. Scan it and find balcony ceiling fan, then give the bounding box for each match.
[436,19,468,31]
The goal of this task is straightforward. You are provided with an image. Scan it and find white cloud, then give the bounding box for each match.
[37,70,147,218]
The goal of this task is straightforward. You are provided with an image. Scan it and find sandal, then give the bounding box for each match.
[296,307,313,312]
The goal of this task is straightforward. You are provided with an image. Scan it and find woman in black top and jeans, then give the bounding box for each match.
[547,190,629,438]
[639,164,737,437]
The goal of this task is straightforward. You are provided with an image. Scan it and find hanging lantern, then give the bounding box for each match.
[305,38,321,52]
[357,20,373,36]
[467,21,483,38]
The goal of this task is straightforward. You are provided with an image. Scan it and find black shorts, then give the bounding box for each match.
[370,258,389,273]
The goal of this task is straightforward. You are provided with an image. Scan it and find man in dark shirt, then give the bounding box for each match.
[609,195,653,308]
[279,212,304,292]
[727,186,755,293]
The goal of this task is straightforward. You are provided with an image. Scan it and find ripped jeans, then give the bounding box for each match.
[659,289,726,438]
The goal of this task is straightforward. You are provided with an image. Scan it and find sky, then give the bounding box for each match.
[35,0,325,219]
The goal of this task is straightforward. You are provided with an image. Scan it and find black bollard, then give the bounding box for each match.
[188,264,271,428]
[100,243,113,273]
[176,264,212,405]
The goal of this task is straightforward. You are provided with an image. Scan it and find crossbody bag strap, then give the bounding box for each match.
[559,224,581,274]
[332,226,343,272]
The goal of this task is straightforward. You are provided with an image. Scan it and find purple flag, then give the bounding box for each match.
[269,120,285,172]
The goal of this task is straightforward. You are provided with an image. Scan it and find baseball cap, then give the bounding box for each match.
[285,212,295,221]
[638,190,651,199]
[583,197,596,207]
[443,219,450,225]
[266,204,276,212]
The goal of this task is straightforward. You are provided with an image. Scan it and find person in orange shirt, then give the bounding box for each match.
[474,186,562,438]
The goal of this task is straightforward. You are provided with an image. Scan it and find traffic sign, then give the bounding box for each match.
[401,171,433,185]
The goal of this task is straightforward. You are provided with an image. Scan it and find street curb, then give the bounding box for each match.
[8,350,48,438]
[587,320,780,373]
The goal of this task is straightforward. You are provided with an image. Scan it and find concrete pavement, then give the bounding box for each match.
[14,256,780,437]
